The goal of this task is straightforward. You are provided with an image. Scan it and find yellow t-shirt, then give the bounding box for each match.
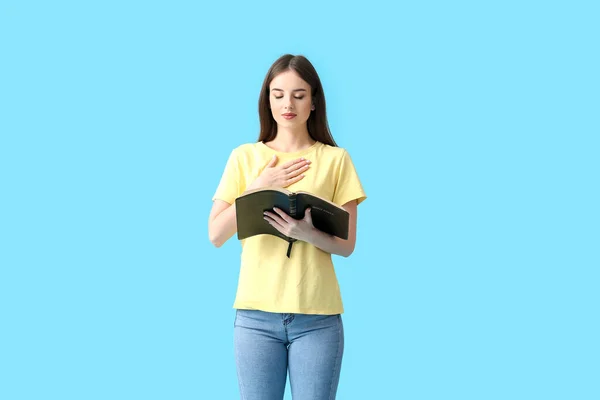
[212,140,367,315]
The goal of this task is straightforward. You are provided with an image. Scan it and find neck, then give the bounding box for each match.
[268,126,315,152]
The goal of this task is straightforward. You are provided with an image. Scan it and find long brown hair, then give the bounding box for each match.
[257,54,337,147]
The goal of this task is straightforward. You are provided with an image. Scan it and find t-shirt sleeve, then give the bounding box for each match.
[212,148,241,205]
[332,150,367,206]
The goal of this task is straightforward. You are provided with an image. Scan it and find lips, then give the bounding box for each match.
[282,113,297,120]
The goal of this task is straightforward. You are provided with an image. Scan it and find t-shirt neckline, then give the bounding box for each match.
[258,140,321,157]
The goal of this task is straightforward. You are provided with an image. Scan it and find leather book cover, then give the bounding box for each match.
[235,187,349,242]
[296,192,349,240]
[235,189,293,242]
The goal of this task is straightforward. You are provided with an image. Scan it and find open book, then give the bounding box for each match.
[234,187,349,258]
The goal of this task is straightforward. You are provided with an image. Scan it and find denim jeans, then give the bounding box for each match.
[233,309,344,400]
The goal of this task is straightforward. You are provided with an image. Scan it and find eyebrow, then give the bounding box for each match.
[271,88,307,92]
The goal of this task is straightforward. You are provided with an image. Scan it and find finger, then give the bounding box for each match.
[285,163,310,177]
[265,155,278,168]
[305,208,314,223]
[281,157,309,169]
[283,174,305,186]
[285,161,311,175]
[264,210,288,225]
[264,214,286,232]
[271,207,293,223]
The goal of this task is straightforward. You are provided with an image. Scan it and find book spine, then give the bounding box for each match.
[286,194,297,258]
[289,193,297,218]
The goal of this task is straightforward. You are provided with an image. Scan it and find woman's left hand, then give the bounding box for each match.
[263,207,315,242]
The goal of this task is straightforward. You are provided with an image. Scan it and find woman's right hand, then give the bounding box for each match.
[246,155,311,191]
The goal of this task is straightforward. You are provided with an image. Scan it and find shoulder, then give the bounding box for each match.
[227,142,262,160]
[231,142,258,154]
[318,143,348,159]
[316,144,364,179]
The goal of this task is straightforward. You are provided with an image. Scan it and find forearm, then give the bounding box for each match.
[305,227,354,258]
[209,203,237,247]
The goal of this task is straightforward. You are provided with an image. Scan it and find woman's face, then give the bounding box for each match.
[269,69,314,129]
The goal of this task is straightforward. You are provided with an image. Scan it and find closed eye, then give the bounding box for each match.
[274,96,305,100]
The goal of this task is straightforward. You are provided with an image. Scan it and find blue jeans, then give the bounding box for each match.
[233,309,344,400]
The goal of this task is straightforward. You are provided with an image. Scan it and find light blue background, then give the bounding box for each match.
[1,1,598,399]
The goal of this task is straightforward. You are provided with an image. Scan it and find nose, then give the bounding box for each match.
[285,97,294,110]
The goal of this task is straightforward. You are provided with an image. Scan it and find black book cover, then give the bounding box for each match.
[235,187,349,257]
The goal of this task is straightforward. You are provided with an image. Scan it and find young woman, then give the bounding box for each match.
[208,54,367,400]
